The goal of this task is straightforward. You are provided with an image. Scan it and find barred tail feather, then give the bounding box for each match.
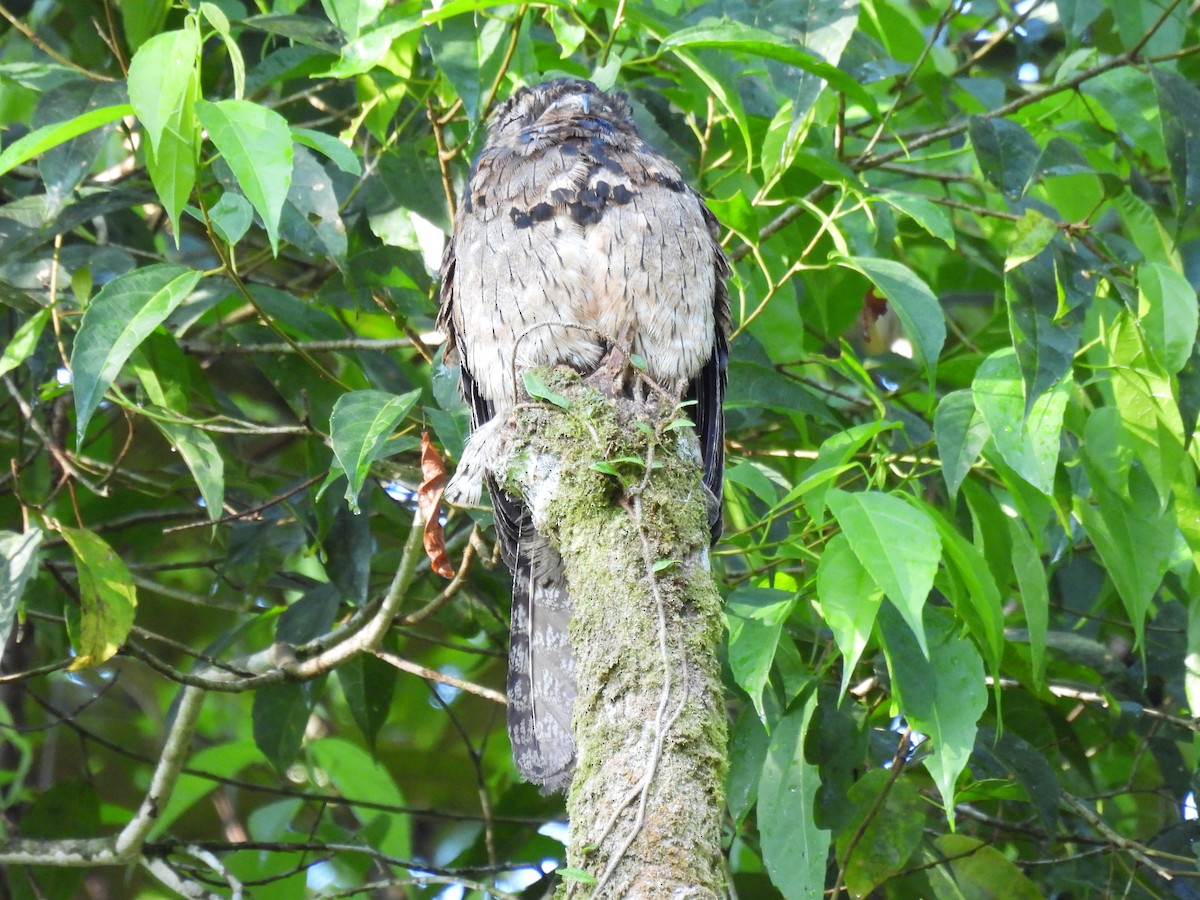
[507,533,576,793]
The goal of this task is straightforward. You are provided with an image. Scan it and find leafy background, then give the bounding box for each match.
[1,0,1199,897]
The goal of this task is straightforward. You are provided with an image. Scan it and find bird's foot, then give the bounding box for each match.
[585,322,636,398]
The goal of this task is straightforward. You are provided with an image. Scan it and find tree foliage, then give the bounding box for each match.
[1,0,1199,896]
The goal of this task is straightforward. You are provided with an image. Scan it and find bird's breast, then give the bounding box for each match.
[452,146,717,409]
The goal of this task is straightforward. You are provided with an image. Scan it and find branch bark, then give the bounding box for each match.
[492,369,727,897]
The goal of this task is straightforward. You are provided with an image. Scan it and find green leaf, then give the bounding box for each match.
[660,21,879,118]
[253,681,318,774]
[329,389,420,513]
[196,98,295,256]
[1007,517,1048,691]
[667,48,753,166]
[975,727,1060,836]
[930,509,1005,678]
[836,768,925,898]
[522,371,571,408]
[307,737,411,859]
[1152,67,1200,221]
[1106,310,1186,506]
[128,26,201,240]
[787,421,897,522]
[127,26,201,154]
[129,330,191,413]
[291,126,362,175]
[759,692,829,900]
[827,489,942,656]
[145,84,200,242]
[34,80,128,215]
[881,605,987,826]
[200,2,246,100]
[878,191,955,248]
[59,527,138,670]
[1004,245,1087,408]
[0,307,50,378]
[119,0,170,52]
[320,0,387,39]
[154,419,225,522]
[816,533,884,698]
[1076,465,1174,650]
[206,191,254,244]
[727,708,770,822]
[1005,209,1058,271]
[557,867,598,884]
[838,256,945,384]
[725,587,795,720]
[0,529,42,651]
[972,348,1068,496]
[968,116,1040,200]
[320,18,422,79]
[934,390,989,499]
[0,103,134,178]
[281,148,348,265]
[70,264,203,444]
[1138,262,1198,375]
[424,14,510,124]
[337,653,396,750]
[933,834,1042,899]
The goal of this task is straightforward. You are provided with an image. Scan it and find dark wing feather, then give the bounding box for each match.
[687,203,731,545]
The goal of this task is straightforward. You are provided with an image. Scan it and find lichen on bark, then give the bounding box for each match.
[492,368,728,898]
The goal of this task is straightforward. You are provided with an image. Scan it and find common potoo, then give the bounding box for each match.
[438,79,729,793]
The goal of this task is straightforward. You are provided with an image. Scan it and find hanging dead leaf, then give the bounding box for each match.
[419,431,455,578]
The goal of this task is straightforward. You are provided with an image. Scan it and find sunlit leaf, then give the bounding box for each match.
[196,98,295,255]
[935,390,989,499]
[816,533,883,698]
[154,419,225,522]
[1138,262,1198,375]
[127,25,200,153]
[0,103,134,178]
[660,20,879,118]
[0,529,42,652]
[329,389,420,512]
[827,489,941,656]
[0,307,50,378]
[60,527,138,670]
[291,126,362,175]
[71,264,203,444]
[1106,310,1186,506]
[973,349,1069,496]
[307,737,411,858]
[725,587,796,720]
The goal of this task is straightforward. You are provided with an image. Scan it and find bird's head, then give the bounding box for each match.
[488,79,638,147]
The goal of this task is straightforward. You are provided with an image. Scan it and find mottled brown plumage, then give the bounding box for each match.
[438,79,729,792]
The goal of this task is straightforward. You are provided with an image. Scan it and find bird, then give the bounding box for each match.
[437,78,729,793]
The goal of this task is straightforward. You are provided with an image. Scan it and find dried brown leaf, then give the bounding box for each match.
[419,431,455,578]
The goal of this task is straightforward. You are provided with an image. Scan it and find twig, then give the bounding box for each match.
[1061,794,1174,881]
[373,648,506,705]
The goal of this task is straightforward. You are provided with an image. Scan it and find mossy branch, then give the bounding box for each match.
[492,368,727,897]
